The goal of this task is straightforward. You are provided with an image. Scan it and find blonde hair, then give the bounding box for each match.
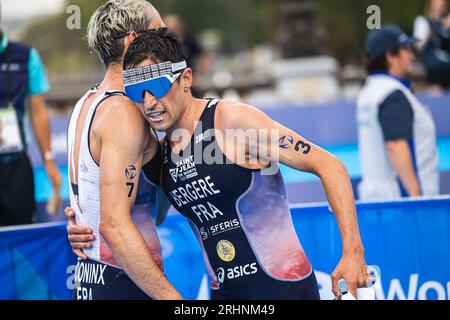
[87,0,159,66]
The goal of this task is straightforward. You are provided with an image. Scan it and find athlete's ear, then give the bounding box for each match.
[181,68,193,91]
[130,31,139,43]
[123,31,139,53]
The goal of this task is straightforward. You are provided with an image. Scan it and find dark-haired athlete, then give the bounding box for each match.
[69,29,369,300]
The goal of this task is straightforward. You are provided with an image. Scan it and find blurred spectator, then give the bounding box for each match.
[356,25,439,201]
[163,14,213,96]
[0,23,61,226]
[414,0,450,91]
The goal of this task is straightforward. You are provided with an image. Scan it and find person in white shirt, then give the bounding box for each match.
[357,25,440,201]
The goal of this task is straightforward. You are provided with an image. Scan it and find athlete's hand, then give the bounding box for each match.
[65,207,95,260]
[331,249,368,299]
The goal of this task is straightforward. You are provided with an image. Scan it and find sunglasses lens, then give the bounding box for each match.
[125,76,176,103]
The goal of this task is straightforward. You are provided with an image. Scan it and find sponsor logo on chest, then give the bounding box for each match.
[169,155,198,183]
[216,263,258,283]
[200,219,241,240]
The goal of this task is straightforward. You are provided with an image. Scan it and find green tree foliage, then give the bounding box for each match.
[316,0,426,62]
[21,0,279,73]
[21,0,106,73]
[20,0,427,73]
[144,0,279,52]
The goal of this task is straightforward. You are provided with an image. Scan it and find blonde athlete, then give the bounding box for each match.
[66,0,181,300]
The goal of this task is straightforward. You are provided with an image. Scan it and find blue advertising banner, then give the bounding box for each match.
[1,197,449,300]
[292,198,450,300]
[0,223,76,300]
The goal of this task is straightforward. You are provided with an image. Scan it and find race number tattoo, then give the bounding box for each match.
[294,139,311,155]
[125,165,137,198]
[279,136,312,155]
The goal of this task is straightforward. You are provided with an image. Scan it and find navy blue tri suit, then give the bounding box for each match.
[155,98,320,300]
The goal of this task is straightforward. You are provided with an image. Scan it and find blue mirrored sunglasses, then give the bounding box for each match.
[124,73,181,103]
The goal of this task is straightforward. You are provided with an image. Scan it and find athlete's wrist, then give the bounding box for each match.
[342,241,365,257]
[43,150,55,162]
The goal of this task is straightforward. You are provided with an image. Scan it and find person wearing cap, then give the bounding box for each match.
[356,25,439,201]
[0,19,61,225]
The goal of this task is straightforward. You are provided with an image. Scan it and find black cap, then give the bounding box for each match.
[365,25,418,58]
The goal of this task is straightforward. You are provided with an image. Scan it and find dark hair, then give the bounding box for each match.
[364,47,400,73]
[123,28,187,70]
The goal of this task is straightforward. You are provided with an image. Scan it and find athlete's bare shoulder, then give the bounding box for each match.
[93,94,150,148]
[215,99,268,131]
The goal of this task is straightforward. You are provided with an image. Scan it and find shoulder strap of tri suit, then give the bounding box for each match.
[205,97,220,109]
[143,132,163,186]
[201,98,221,130]
[68,87,99,183]
[104,90,126,98]
[86,90,127,167]
[70,90,128,197]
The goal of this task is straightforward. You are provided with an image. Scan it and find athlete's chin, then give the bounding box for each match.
[149,121,171,133]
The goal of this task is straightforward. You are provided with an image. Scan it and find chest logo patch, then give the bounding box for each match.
[169,168,179,183]
[217,240,236,262]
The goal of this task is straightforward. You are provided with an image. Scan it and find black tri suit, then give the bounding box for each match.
[156,99,320,300]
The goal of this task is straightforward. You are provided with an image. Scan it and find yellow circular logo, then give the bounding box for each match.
[216,240,236,262]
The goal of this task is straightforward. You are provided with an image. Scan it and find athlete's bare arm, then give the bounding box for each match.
[215,101,368,299]
[66,188,171,249]
[65,135,169,252]
[93,97,182,300]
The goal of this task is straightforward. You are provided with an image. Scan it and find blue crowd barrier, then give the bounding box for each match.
[0,223,76,300]
[1,197,449,300]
